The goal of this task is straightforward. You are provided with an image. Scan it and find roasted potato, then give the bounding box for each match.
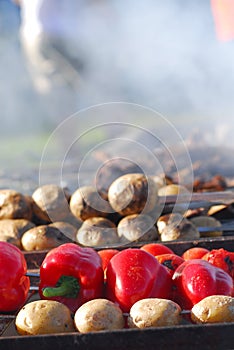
[70,186,112,221]
[117,214,158,243]
[15,300,75,335]
[76,217,119,247]
[94,157,144,199]
[74,299,124,333]
[21,224,73,251]
[0,189,32,220]
[128,298,182,328]
[158,184,188,196]
[108,173,159,216]
[191,295,234,324]
[32,184,70,223]
[49,221,77,241]
[0,219,35,248]
[190,216,222,237]
[157,213,200,241]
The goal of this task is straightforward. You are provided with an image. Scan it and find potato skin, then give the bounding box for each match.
[157,213,200,241]
[32,184,70,223]
[191,295,234,324]
[21,225,73,251]
[49,221,77,241]
[117,214,158,243]
[15,300,75,335]
[108,173,158,216]
[128,298,182,328]
[0,219,35,248]
[158,184,188,196]
[190,216,222,237]
[74,299,124,333]
[95,158,144,199]
[0,190,32,220]
[76,217,119,247]
[70,186,112,221]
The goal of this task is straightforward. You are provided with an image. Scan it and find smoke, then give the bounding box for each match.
[77,0,234,142]
[1,0,234,144]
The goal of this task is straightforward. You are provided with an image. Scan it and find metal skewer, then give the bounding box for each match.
[160,191,234,206]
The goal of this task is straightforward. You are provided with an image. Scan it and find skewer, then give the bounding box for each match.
[160,191,234,212]
[198,225,234,233]
[160,191,234,206]
[26,272,40,278]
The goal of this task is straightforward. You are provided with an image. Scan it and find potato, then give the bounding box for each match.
[61,213,82,229]
[191,295,234,324]
[32,184,70,223]
[0,219,35,248]
[158,184,188,196]
[15,300,75,335]
[94,157,144,199]
[74,299,124,333]
[128,298,182,328]
[108,173,159,216]
[70,186,112,221]
[21,224,73,251]
[157,213,200,241]
[49,221,77,241]
[190,216,222,237]
[151,175,169,190]
[0,189,32,220]
[117,214,158,243]
[76,217,119,247]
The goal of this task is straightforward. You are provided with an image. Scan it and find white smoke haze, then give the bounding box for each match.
[0,0,234,177]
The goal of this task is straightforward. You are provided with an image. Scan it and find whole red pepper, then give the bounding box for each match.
[39,243,104,313]
[105,248,172,312]
[140,243,174,256]
[182,247,210,260]
[172,259,233,310]
[98,249,119,281]
[202,248,234,279]
[155,253,184,277]
[0,241,30,312]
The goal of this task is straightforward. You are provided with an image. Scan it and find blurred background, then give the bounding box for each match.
[0,0,234,192]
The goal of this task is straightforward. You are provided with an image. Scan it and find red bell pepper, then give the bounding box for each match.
[140,243,174,256]
[182,247,210,260]
[155,253,184,277]
[39,243,104,313]
[172,259,233,310]
[0,241,30,312]
[105,248,172,312]
[202,248,234,279]
[98,249,119,280]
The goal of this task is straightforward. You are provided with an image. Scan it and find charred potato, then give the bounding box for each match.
[191,295,234,324]
[0,189,32,220]
[117,214,158,243]
[76,217,119,247]
[32,184,70,223]
[21,225,73,251]
[157,213,200,241]
[190,215,222,237]
[128,298,182,328]
[70,186,112,221]
[0,219,35,248]
[108,173,159,216]
[74,299,124,333]
[15,300,75,335]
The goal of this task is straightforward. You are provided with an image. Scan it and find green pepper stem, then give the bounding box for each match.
[42,275,80,299]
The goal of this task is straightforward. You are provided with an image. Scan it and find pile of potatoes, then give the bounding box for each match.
[15,295,234,335]
[0,171,224,250]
